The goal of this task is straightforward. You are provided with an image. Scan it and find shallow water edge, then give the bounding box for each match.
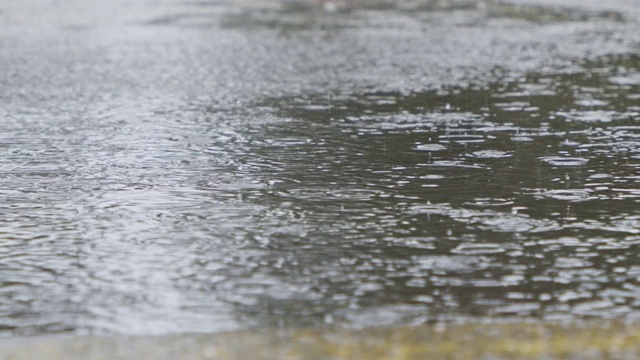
[3,321,640,360]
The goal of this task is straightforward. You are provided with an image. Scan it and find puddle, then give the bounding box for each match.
[1,0,640,337]
[256,53,640,325]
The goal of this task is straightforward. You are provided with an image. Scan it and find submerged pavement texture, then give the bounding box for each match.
[4,321,640,359]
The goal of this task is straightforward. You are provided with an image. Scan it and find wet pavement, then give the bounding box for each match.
[4,321,640,360]
[1,0,640,336]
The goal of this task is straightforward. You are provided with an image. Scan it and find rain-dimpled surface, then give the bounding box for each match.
[1,0,640,335]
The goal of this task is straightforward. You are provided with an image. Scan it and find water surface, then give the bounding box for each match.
[1,0,640,335]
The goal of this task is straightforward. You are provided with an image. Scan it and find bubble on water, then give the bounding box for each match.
[464,198,514,208]
[301,104,332,111]
[554,257,592,269]
[494,101,532,112]
[467,150,512,159]
[539,156,589,166]
[409,202,453,215]
[419,174,445,180]
[419,161,485,169]
[414,295,434,303]
[511,135,534,142]
[414,143,446,152]
[532,189,595,202]
[452,243,506,255]
[410,255,491,272]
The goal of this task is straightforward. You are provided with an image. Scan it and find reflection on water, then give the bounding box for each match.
[1,0,640,336]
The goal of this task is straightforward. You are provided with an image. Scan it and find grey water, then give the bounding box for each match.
[1,0,640,335]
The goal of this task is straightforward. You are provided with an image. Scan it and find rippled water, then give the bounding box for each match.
[258,53,640,324]
[1,0,640,335]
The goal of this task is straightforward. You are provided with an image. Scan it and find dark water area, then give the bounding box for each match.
[1,0,640,335]
[258,53,640,324]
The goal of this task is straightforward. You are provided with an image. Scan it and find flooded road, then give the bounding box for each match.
[1,0,640,336]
